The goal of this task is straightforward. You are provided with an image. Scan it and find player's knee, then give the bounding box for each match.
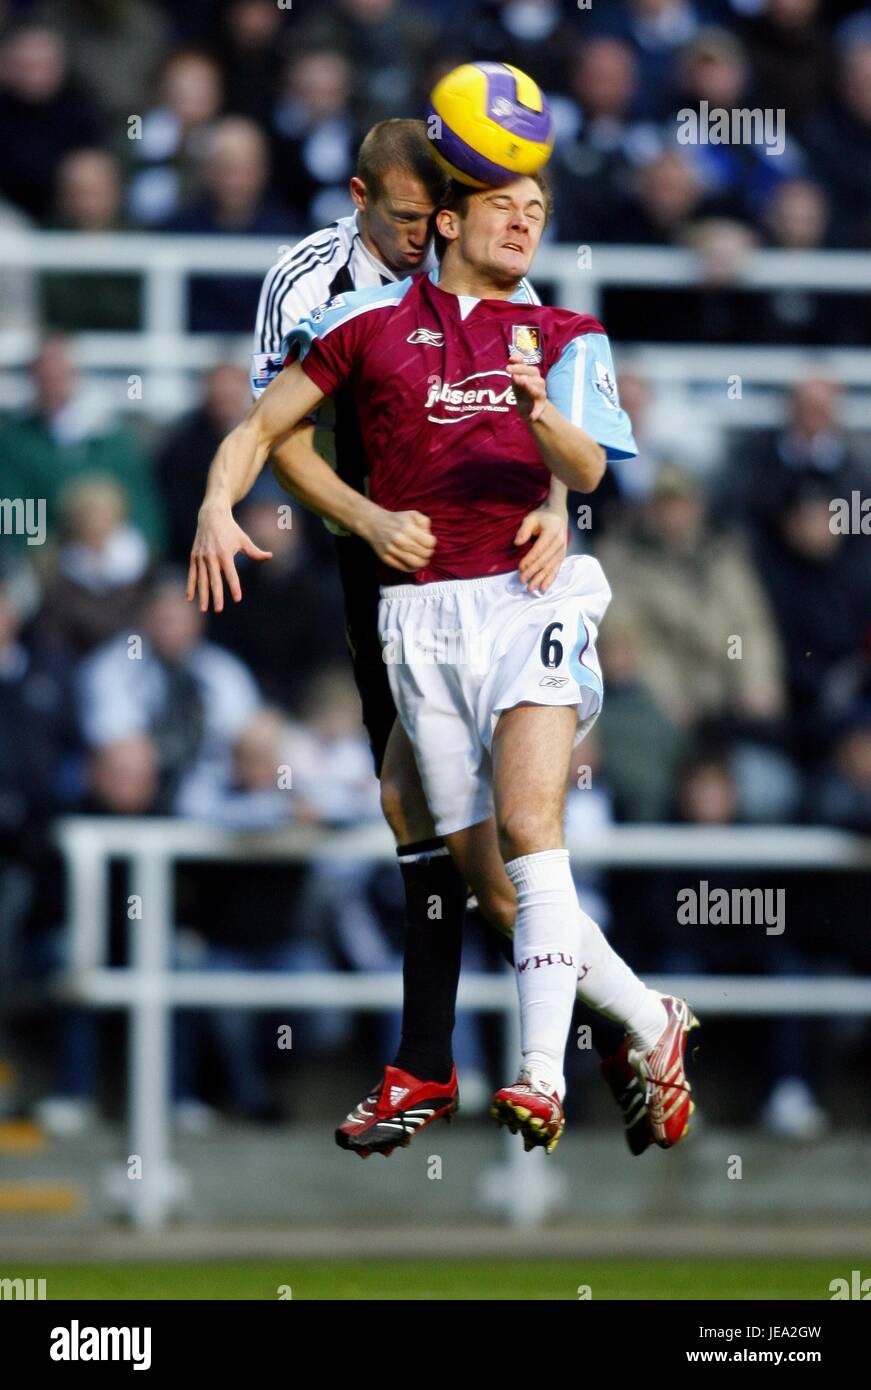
[497,804,560,862]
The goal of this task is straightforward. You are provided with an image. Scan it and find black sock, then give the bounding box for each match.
[391,839,468,1084]
[469,904,625,1061]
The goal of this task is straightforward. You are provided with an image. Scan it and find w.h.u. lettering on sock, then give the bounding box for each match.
[517,952,576,971]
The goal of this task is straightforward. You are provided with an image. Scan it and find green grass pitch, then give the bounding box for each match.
[15,1258,842,1300]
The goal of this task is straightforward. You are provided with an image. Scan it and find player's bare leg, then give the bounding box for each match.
[479,703,697,1151]
[378,717,435,846]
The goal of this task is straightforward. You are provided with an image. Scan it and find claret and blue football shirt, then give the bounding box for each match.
[283,268,637,584]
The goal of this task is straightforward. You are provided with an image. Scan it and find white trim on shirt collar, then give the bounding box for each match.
[427,267,534,305]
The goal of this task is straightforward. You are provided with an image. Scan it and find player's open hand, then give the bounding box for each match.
[506,348,548,423]
[514,505,568,593]
[364,508,436,572]
[187,502,273,613]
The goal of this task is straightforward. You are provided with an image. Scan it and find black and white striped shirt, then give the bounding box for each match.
[250,211,438,395]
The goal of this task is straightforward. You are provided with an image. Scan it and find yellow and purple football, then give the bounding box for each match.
[427,61,555,189]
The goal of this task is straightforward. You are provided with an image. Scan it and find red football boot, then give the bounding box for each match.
[600,1038,655,1156]
[490,1068,565,1154]
[627,995,700,1148]
[335,1064,459,1158]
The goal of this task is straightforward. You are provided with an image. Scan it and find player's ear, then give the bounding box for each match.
[435,207,459,245]
[349,176,368,212]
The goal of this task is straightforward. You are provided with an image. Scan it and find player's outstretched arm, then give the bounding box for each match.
[270,425,436,574]
[506,350,606,494]
[188,361,326,612]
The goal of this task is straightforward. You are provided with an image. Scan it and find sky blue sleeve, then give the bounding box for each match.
[280,279,412,363]
[546,332,638,460]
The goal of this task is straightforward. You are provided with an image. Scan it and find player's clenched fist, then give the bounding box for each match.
[362,508,436,572]
[506,347,549,423]
[187,501,273,613]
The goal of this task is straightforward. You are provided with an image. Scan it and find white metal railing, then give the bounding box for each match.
[2,234,871,423]
[52,816,871,1231]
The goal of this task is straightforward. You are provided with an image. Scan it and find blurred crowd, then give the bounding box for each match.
[1,0,871,337]
[2,0,871,1139]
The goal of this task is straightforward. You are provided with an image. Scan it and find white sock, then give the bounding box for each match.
[573,907,666,1052]
[506,849,582,1099]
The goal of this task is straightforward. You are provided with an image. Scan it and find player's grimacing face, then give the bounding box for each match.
[353,170,436,275]
[458,179,546,283]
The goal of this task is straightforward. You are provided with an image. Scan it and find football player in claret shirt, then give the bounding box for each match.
[190,170,699,1156]
[197,126,655,1160]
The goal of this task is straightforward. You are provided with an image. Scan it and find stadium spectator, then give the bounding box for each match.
[76,569,261,812]
[34,0,170,119]
[595,463,786,732]
[673,216,762,343]
[0,22,105,220]
[756,179,850,346]
[164,116,295,332]
[211,0,284,127]
[816,706,871,832]
[270,47,358,227]
[604,149,710,245]
[585,0,701,120]
[596,613,688,823]
[155,364,253,565]
[38,476,154,657]
[601,157,761,341]
[720,378,870,534]
[742,0,834,124]
[208,479,348,715]
[671,28,805,225]
[551,38,645,243]
[763,178,832,252]
[800,37,871,246]
[85,733,161,816]
[0,336,164,552]
[175,705,296,827]
[752,475,871,751]
[301,0,439,129]
[52,148,126,232]
[41,148,140,331]
[126,48,223,227]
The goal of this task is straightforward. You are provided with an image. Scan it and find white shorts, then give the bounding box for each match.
[378,553,612,837]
